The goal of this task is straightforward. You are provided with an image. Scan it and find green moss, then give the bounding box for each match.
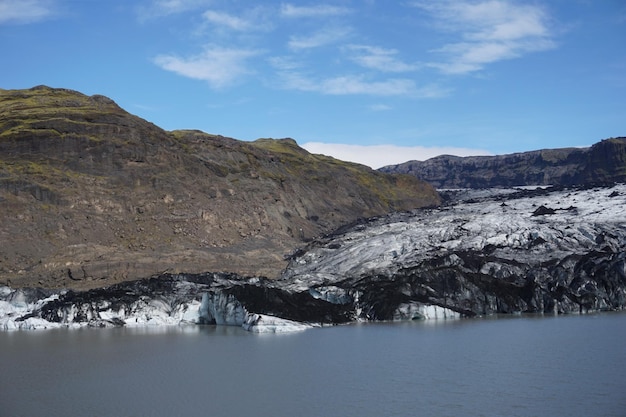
[1,87,129,147]
[251,138,305,156]
[540,149,575,163]
[0,158,104,185]
[247,138,437,210]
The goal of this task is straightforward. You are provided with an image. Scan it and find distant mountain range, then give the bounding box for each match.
[379,137,626,188]
[0,86,438,289]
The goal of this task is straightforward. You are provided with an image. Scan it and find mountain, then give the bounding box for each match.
[0,86,440,289]
[379,137,626,188]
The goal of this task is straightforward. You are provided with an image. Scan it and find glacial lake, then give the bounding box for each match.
[1,313,625,417]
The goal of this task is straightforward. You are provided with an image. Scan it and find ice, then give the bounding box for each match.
[284,184,626,285]
[200,292,247,326]
[242,313,313,333]
[1,287,63,330]
[177,299,202,324]
[308,286,352,305]
[1,283,321,332]
[393,302,460,321]
[0,285,204,330]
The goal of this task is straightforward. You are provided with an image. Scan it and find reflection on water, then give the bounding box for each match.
[1,313,625,417]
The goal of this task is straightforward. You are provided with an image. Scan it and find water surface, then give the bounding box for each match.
[1,313,625,417]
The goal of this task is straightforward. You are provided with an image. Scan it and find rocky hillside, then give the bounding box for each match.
[380,137,626,188]
[0,86,439,289]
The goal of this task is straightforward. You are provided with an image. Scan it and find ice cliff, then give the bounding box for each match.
[2,184,625,332]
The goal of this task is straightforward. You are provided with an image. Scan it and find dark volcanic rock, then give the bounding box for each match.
[380,137,626,188]
[532,205,556,216]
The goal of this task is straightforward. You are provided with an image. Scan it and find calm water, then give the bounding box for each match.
[1,313,625,417]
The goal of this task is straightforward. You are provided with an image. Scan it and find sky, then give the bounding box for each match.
[1,0,625,168]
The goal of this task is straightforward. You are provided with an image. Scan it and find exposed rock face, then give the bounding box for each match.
[0,86,439,289]
[380,137,626,188]
[3,184,624,331]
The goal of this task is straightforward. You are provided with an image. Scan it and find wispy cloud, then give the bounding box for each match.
[347,45,420,73]
[0,0,56,24]
[301,142,492,168]
[314,76,416,96]
[288,27,352,50]
[201,7,273,32]
[154,46,262,89]
[267,56,302,71]
[277,71,449,98]
[203,10,253,31]
[137,0,212,21]
[280,3,351,18]
[369,104,392,112]
[411,0,556,74]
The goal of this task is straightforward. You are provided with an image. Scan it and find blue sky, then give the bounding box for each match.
[1,0,625,168]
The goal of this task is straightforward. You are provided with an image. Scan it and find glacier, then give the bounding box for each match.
[282,183,626,317]
[2,184,626,332]
[0,274,320,333]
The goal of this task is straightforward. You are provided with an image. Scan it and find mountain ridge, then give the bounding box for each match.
[379,137,626,188]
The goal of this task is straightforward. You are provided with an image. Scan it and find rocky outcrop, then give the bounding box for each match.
[3,184,624,331]
[380,137,626,188]
[0,86,439,289]
[582,137,626,184]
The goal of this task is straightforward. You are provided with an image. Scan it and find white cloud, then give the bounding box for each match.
[318,76,415,96]
[137,0,212,20]
[347,45,420,72]
[432,37,555,74]
[301,142,492,169]
[288,27,351,50]
[0,0,55,24]
[154,46,261,89]
[412,0,556,74]
[152,0,191,13]
[268,56,302,71]
[203,10,252,31]
[201,7,273,32]
[368,104,392,111]
[279,72,449,98]
[280,3,351,18]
